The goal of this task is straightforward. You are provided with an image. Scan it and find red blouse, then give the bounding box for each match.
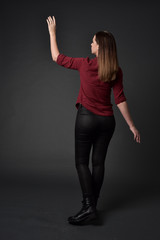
[56,53,127,116]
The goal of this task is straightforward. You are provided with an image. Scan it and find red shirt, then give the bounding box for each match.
[56,53,127,116]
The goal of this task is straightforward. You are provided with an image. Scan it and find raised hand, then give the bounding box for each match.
[46,16,56,36]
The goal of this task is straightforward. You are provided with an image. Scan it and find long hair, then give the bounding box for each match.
[95,30,119,83]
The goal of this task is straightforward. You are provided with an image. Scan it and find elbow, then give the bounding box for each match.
[52,56,57,62]
[116,100,127,107]
[52,53,60,62]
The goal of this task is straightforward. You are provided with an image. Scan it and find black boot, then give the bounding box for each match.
[68,195,97,225]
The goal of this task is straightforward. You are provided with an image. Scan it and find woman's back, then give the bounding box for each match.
[56,53,127,116]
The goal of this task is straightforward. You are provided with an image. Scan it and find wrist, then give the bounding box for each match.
[129,124,135,129]
[50,32,56,37]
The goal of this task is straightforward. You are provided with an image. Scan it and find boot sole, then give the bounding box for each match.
[68,212,97,225]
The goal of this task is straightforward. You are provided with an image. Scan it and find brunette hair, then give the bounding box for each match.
[95,30,119,82]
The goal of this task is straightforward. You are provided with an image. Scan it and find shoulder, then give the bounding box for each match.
[110,66,123,87]
[78,56,97,63]
[81,56,98,67]
[79,56,93,63]
[115,66,123,80]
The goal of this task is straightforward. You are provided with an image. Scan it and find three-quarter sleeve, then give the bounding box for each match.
[56,53,84,71]
[112,67,127,105]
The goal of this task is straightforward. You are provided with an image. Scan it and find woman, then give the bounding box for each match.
[46,16,141,225]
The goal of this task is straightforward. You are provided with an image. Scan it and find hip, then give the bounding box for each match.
[76,103,116,131]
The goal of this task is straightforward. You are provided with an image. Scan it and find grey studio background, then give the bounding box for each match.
[0,1,160,240]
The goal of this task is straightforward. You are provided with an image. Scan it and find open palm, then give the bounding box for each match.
[46,16,56,35]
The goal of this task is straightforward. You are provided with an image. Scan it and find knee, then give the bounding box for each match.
[92,157,105,168]
[75,158,88,169]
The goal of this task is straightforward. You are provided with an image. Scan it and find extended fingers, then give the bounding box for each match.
[46,16,52,23]
[136,133,140,143]
[48,16,55,22]
[133,130,140,143]
[53,16,56,23]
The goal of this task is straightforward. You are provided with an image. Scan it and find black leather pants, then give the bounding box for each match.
[75,103,116,200]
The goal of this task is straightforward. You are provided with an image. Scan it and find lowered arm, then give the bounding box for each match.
[117,101,141,143]
[117,101,135,129]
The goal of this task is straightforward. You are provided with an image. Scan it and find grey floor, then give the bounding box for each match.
[0,175,160,240]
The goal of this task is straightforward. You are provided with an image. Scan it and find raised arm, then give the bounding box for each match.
[46,15,85,70]
[46,16,60,61]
